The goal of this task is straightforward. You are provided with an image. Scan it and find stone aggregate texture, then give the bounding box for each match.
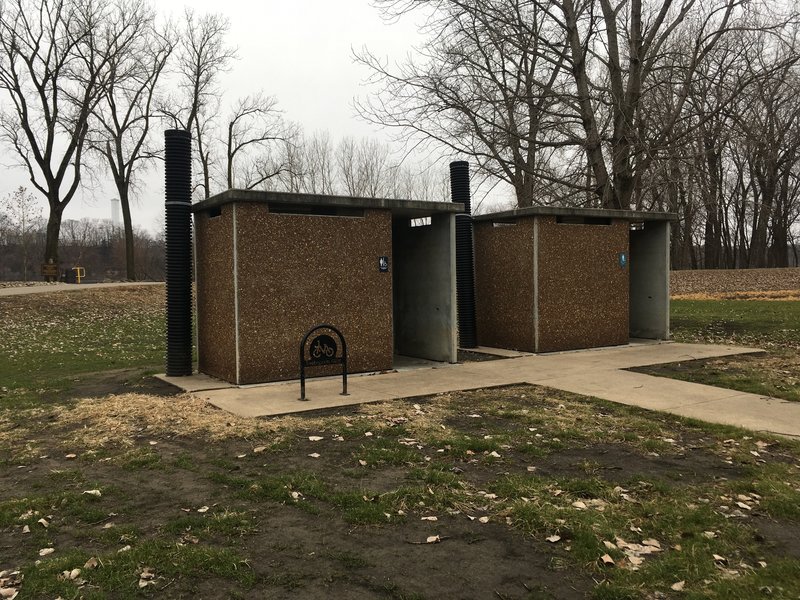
[473,218,536,351]
[473,215,629,353]
[194,207,237,383]
[670,267,800,295]
[233,203,393,384]
[536,217,629,352]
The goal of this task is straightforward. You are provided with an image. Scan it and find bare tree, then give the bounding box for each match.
[302,131,337,195]
[558,0,798,209]
[92,3,174,280]
[0,186,43,280]
[224,93,296,189]
[356,0,576,207]
[162,10,236,199]
[0,0,142,274]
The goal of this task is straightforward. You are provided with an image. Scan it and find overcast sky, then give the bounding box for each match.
[0,0,434,232]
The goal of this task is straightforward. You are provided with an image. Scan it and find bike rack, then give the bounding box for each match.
[299,324,348,401]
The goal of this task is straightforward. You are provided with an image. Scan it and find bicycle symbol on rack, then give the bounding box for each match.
[311,338,336,360]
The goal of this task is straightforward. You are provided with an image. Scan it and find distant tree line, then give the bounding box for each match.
[0,187,164,281]
[0,0,449,282]
[2,0,798,275]
[356,0,800,269]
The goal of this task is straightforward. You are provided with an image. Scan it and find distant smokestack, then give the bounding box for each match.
[164,129,193,377]
[110,198,121,227]
[450,161,477,348]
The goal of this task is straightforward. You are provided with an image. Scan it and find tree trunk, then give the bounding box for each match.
[44,203,63,282]
[119,185,136,280]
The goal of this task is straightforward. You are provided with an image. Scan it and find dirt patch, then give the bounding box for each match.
[56,370,179,401]
[531,443,744,485]
[0,423,595,600]
[458,349,505,362]
[671,267,800,297]
[751,518,800,560]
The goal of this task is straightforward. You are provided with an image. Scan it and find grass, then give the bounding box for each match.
[671,299,800,346]
[635,299,800,401]
[0,287,166,408]
[1,284,800,598]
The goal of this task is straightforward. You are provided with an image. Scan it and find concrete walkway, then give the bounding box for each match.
[0,282,163,296]
[164,342,800,437]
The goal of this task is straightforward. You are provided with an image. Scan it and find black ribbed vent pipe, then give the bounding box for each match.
[450,161,478,348]
[164,129,193,376]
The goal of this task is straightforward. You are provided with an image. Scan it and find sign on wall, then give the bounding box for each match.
[378,256,389,272]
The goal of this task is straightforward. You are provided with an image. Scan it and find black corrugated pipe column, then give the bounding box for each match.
[164,129,193,376]
[450,160,478,348]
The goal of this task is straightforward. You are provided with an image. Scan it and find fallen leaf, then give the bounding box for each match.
[671,581,686,591]
[421,516,438,521]
[37,518,49,528]
[526,466,536,472]
[642,538,661,549]
[603,541,617,550]
[546,535,561,543]
[68,568,81,580]
[308,453,321,459]
[148,441,158,446]
[290,491,302,500]
[364,432,373,437]
[38,548,54,556]
[253,446,267,453]
[236,454,247,459]
[426,535,440,544]
[308,436,323,442]
[488,451,501,458]
[358,460,367,466]
[65,454,77,459]
[713,554,728,564]
[21,526,29,534]
[628,556,644,566]
[571,501,587,510]
[197,506,209,513]
[84,557,99,569]
[478,516,490,524]
[600,554,615,566]
[118,545,131,553]
[82,489,101,497]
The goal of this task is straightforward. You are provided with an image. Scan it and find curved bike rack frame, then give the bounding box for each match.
[299,324,348,401]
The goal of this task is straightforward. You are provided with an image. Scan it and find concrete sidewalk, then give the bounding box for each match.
[0,282,163,297]
[163,342,800,438]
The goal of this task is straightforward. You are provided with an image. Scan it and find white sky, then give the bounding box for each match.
[0,0,444,233]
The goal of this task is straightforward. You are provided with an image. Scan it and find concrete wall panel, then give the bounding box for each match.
[392,215,457,362]
[630,221,670,339]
